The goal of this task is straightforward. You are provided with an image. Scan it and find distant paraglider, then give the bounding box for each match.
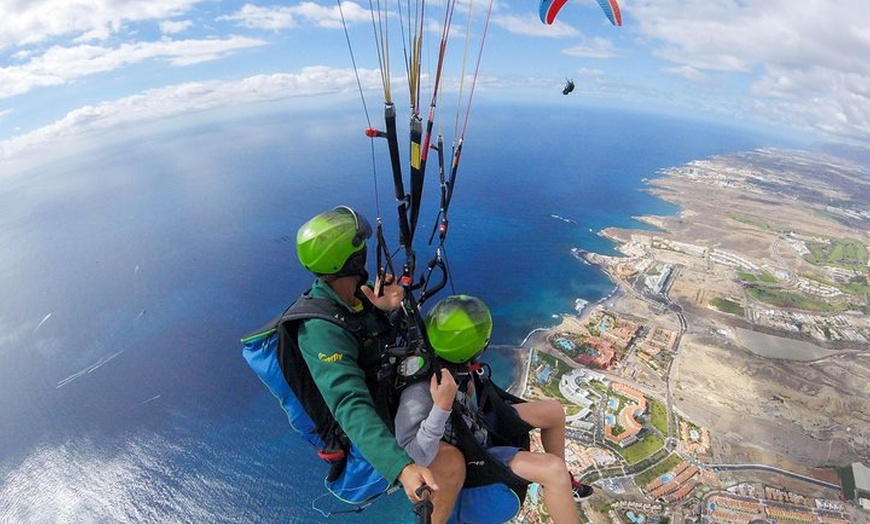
[540,0,623,26]
[562,79,575,95]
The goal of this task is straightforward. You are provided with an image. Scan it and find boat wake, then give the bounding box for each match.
[550,213,577,225]
[56,349,125,389]
[34,312,52,333]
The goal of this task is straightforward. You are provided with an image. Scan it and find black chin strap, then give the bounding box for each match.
[332,246,368,279]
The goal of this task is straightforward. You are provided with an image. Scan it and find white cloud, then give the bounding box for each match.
[493,14,579,38]
[218,4,298,30]
[562,36,619,59]
[750,65,870,138]
[0,0,202,49]
[219,2,371,31]
[160,20,193,35]
[630,0,870,141]
[574,67,605,82]
[0,37,267,99]
[663,65,711,84]
[0,67,383,159]
[2,0,870,145]
[293,1,372,29]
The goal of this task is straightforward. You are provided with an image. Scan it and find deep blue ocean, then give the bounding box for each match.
[0,99,786,522]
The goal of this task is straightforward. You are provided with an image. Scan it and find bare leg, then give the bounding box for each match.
[427,442,466,524]
[514,400,566,459]
[508,451,579,524]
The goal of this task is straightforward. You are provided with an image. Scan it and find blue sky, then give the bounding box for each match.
[1,0,869,161]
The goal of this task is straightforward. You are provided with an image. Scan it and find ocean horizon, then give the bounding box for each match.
[0,98,794,522]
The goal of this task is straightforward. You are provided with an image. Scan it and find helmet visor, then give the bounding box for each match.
[335,205,372,247]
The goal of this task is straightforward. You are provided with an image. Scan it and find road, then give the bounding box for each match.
[709,463,841,490]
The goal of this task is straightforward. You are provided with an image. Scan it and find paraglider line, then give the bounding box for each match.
[338,0,373,128]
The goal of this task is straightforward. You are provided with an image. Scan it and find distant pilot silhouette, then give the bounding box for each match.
[562,79,575,95]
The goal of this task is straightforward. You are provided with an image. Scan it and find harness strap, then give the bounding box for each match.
[273,291,393,478]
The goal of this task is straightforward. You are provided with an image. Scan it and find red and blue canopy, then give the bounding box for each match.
[539,0,622,26]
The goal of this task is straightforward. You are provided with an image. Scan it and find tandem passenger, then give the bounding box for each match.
[394,295,593,524]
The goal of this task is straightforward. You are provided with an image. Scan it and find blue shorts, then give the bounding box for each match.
[488,445,521,467]
[484,403,523,467]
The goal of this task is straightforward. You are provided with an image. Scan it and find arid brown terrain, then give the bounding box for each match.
[600,149,869,468]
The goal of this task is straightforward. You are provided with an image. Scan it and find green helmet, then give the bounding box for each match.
[425,295,492,363]
[296,206,372,276]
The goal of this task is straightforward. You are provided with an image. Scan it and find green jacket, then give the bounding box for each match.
[297,279,413,484]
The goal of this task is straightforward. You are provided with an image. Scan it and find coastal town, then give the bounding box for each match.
[505,149,870,524]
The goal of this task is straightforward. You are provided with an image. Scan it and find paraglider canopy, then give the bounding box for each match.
[562,79,575,95]
[540,0,623,26]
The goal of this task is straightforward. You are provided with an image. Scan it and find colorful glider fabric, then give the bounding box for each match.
[539,0,623,26]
